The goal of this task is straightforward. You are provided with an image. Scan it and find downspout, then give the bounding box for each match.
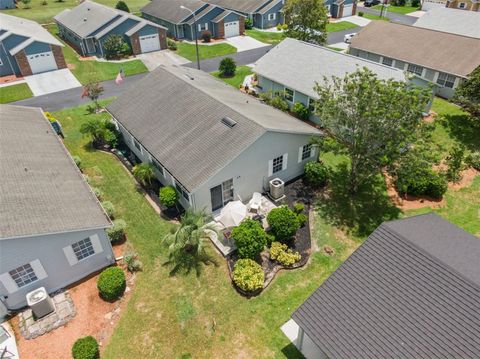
[0,41,15,75]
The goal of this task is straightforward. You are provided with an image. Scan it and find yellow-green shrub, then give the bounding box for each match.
[232,259,264,292]
[269,242,301,267]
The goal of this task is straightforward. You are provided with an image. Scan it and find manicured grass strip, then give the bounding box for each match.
[245,29,286,45]
[211,66,253,88]
[360,13,390,21]
[176,42,237,62]
[0,83,33,104]
[372,4,419,14]
[326,21,358,32]
[327,46,345,52]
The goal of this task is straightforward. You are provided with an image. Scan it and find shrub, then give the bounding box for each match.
[395,160,447,199]
[269,95,289,112]
[466,151,480,170]
[201,30,212,43]
[21,0,31,8]
[97,267,126,301]
[159,186,178,208]
[276,23,283,31]
[358,11,364,16]
[267,206,300,243]
[92,187,103,200]
[218,57,236,77]
[231,218,267,259]
[115,0,129,12]
[167,38,177,50]
[72,336,99,359]
[232,259,264,292]
[304,161,328,187]
[245,18,253,29]
[297,213,308,227]
[103,34,131,59]
[42,0,47,5]
[72,156,82,169]
[293,203,305,214]
[291,102,311,121]
[132,163,155,187]
[269,242,301,267]
[446,145,465,182]
[124,249,143,273]
[102,201,115,219]
[411,0,420,7]
[426,173,448,199]
[107,219,127,243]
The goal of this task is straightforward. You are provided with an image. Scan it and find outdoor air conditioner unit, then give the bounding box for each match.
[269,178,285,200]
[26,287,55,319]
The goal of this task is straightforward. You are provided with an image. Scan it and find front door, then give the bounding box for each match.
[210,185,223,212]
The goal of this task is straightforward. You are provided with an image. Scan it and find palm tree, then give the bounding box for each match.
[162,210,218,276]
[79,118,107,146]
[132,163,155,188]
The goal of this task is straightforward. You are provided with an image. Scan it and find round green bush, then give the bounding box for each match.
[267,206,300,243]
[232,259,264,292]
[101,201,115,219]
[219,57,236,77]
[72,336,99,359]
[159,186,178,208]
[107,219,127,243]
[425,173,448,199]
[167,38,177,51]
[97,267,126,301]
[231,218,267,259]
[304,161,328,187]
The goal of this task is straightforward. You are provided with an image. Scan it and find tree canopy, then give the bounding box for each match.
[283,0,328,45]
[453,66,480,124]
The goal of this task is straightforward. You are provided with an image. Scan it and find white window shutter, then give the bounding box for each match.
[171,177,176,187]
[268,159,273,177]
[63,245,79,266]
[282,153,288,171]
[90,234,104,255]
[205,23,209,30]
[198,24,201,31]
[311,145,317,159]
[30,259,47,281]
[0,272,18,294]
[298,146,303,163]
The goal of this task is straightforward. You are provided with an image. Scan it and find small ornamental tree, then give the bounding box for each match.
[159,186,178,208]
[218,57,236,77]
[267,206,300,243]
[115,0,130,12]
[97,267,126,301]
[231,218,267,259]
[80,118,106,145]
[453,66,480,124]
[83,81,104,110]
[292,102,310,121]
[446,145,465,182]
[72,336,99,359]
[103,34,131,59]
[132,163,156,188]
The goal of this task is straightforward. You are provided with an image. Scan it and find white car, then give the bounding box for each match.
[0,323,19,359]
[344,33,357,43]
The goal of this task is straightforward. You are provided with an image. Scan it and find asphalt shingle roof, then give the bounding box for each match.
[292,213,480,359]
[107,65,320,192]
[349,21,480,78]
[254,38,405,99]
[0,105,111,239]
[207,0,270,13]
[141,0,207,24]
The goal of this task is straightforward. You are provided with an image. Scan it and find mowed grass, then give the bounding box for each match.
[176,42,237,62]
[211,65,253,88]
[373,4,419,14]
[0,83,33,103]
[246,29,286,45]
[2,0,149,24]
[360,13,390,21]
[46,25,148,84]
[326,21,358,32]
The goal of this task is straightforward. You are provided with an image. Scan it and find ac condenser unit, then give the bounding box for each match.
[269,178,285,200]
[26,287,54,319]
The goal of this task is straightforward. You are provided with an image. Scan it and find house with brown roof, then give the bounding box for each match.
[446,0,479,11]
[348,21,480,99]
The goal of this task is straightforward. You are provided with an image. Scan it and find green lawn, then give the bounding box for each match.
[46,25,148,85]
[360,13,390,21]
[176,42,237,62]
[373,4,419,14]
[327,46,345,52]
[245,29,286,45]
[2,0,149,24]
[326,21,358,32]
[0,83,33,104]
[211,66,253,88]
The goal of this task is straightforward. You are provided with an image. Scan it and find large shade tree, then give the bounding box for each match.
[314,68,431,193]
[283,0,328,45]
[453,65,480,124]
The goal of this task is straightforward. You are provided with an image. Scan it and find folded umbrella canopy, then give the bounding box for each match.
[218,200,247,228]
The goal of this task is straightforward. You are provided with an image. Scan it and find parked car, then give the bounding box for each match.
[344,33,357,43]
[364,0,381,6]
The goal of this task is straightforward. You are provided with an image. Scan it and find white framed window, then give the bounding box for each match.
[407,64,423,76]
[198,23,208,31]
[151,157,165,177]
[175,181,190,202]
[298,144,314,162]
[63,234,103,266]
[308,98,316,114]
[268,13,276,21]
[0,260,47,293]
[285,87,294,102]
[436,72,456,88]
[382,57,393,67]
[458,2,466,8]
[268,153,288,176]
[132,137,142,153]
[72,238,95,261]
[9,264,38,288]
[272,155,283,173]
[222,178,234,204]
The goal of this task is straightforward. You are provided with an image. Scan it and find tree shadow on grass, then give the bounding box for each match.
[281,343,304,359]
[438,113,480,151]
[315,164,401,237]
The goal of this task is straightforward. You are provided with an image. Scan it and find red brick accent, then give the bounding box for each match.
[352,1,357,15]
[217,20,225,39]
[51,45,67,69]
[338,4,344,18]
[14,50,32,77]
[130,33,141,55]
[472,1,478,10]
[239,16,245,36]
[158,28,167,50]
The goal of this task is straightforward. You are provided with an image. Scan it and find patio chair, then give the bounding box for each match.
[249,192,262,213]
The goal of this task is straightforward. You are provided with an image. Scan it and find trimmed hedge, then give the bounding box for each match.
[107,219,127,243]
[232,259,264,292]
[72,336,99,359]
[97,267,126,301]
[267,206,300,243]
[231,218,267,259]
[304,161,328,187]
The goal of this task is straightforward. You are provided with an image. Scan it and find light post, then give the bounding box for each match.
[180,5,200,70]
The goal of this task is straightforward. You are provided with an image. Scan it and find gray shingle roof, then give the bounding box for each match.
[107,65,320,192]
[141,0,207,24]
[254,38,405,99]
[0,105,111,239]
[207,0,270,13]
[292,213,480,359]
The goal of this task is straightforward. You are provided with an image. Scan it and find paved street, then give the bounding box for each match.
[357,6,418,25]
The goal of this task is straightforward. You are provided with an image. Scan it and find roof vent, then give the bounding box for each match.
[221,117,237,128]
[83,18,87,21]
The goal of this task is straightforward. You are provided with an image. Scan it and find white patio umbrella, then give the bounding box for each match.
[218,200,247,228]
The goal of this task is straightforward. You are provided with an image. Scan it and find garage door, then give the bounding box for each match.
[140,34,161,53]
[224,21,239,38]
[343,4,353,17]
[27,51,57,74]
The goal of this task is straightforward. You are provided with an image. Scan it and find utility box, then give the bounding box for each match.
[26,287,54,319]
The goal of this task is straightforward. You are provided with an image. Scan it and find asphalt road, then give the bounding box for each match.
[357,6,418,25]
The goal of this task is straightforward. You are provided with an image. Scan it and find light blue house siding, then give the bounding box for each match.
[57,23,85,54]
[0,0,14,9]
[97,18,138,56]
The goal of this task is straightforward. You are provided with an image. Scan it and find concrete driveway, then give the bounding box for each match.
[24,69,81,96]
[138,50,190,71]
[341,15,371,27]
[226,36,269,52]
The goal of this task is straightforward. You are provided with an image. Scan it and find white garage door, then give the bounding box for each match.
[343,4,353,17]
[224,21,240,38]
[140,34,161,53]
[27,51,57,74]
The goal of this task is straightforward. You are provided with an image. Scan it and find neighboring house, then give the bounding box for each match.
[107,65,321,213]
[54,0,167,58]
[0,105,114,317]
[446,0,479,11]
[348,21,480,99]
[0,0,15,10]
[413,7,480,38]
[141,0,245,40]
[0,13,66,77]
[286,213,480,359]
[325,0,357,18]
[253,38,407,124]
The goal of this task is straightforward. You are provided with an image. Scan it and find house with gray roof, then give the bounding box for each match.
[284,213,480,359]
[0,105,114,318]
[141,0,245,40]
[54,0,167,57]
[107,65,321,213]
[0,13,67,77]
[253,38,409,123]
